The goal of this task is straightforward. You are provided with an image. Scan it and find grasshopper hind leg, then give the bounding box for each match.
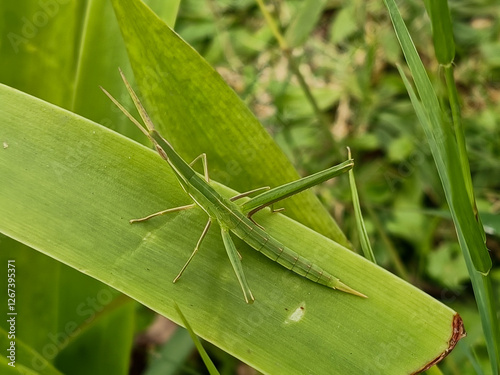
[220,225,255,304]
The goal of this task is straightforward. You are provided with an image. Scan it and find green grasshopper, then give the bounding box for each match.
[101,70,366,303]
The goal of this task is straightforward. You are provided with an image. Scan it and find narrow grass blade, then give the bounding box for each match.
[346,149,376,264]
[423,0,455,65]
[174,304,220,375]
[424,0,476,221]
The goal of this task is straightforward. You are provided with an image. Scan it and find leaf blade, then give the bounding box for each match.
[0,83,464,374]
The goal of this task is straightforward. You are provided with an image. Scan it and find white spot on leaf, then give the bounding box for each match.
[285,302,306,324]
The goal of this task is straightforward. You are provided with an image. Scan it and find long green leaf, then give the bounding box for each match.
[0,83,464,374]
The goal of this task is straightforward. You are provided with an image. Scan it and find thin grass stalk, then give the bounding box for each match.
[255,0,335,148]
[174,304,220,375]
[443,66,477,217]
[347,148,376,263]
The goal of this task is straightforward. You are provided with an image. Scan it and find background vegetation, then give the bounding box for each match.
[0,0,499,374]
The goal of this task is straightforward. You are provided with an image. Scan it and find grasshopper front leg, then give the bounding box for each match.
[240,159,354,220]
[173,219,212,283]
[189,153,209,182]
[230,186,270,202]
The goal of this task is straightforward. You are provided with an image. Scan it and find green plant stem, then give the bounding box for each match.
[443,65,475,215]
[443,63,499,374]
[255,0,287,50]
[284,49,332,131]
[174,304,220,375]
[462,244,500,375]
[255,0,335,151]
